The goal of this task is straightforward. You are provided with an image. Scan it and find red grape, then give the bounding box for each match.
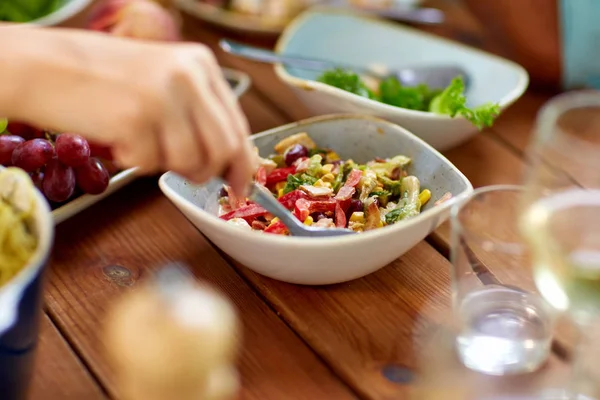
[12,139,55,172]
[89,142,114,161]
[0,135,25,165]
[30,171,44,192]
[42,159,76,203]
[75,157,110,195]
[56,133,90,167]
[7,122,44,140]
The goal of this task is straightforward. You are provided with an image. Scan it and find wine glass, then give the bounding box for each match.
[520,90,600,399]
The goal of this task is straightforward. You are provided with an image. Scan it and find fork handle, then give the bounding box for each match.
[219,39,384,80]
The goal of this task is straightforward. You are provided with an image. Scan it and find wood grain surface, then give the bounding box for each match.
[33,0,581,398]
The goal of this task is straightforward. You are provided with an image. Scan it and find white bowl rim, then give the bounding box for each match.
[273,8,530,121]
[0,182,54,334]
[27,0,93,26]
[159,113,474,248]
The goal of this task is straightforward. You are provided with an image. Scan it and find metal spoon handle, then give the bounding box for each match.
[219,39,382,79]
[349,7,445,25]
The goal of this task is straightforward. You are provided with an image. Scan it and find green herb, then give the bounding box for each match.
[0,118,7,134]
[317,68,377,100]
[0,0,64,22]
[282,173,318,194]
[429,76,500,129]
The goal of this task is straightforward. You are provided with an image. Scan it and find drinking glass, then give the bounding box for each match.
[451,185,555,376]
[520,90,600,399]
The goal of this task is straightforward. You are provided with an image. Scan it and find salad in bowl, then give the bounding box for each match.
[160,115,472,285]
[219,132,452,234]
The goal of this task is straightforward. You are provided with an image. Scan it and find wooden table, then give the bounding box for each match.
[29,1,576,399]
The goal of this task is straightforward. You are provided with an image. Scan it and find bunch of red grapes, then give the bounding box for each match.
[0,122,117,205]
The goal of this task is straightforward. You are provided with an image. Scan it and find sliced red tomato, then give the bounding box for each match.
[266,166,296,185]
[255,166,267,186]
[264,220,288,235]
[278,189,309,209]
[335,202,347,228]
[220,204,266,221]
[293,198,337,222]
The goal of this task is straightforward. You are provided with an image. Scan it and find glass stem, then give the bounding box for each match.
[568,317,599,399]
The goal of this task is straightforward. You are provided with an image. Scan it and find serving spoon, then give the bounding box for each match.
[246,182,355,237]
[220,39,469,89]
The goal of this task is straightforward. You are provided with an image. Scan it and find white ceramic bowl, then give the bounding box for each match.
[159,114,473,285]
[274,9,529,151]
[28,0,93,26]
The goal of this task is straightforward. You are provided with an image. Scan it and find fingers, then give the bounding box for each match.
[198,51,255,195]
[159,99,206,182]
[112,124,162,175]
[185,64,253,195]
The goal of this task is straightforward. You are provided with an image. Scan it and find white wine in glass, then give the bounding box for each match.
[521,91,600,399]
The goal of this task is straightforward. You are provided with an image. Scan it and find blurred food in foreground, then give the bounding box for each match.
[104,265,240,400]
[0,168,38,287]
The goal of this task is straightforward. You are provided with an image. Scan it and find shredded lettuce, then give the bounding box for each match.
[0,0,64,22]
[282,173,318,194]
[317,68,377,100]
[429,76,500,129]
[317,69,500,129]
[379,77,440,111]
[385,176,422,224]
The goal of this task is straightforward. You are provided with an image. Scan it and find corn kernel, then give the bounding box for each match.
[278,188,284,198]
[419,189,432,205]
[304,216,314,226]
[323,182,332,188]
[326,152,341,162]
[314,179,326,188]
[349,212,365,223]
[275,181,286,191]
[321,173,335,183]
[376,220,384,228]
[321,164,334,174]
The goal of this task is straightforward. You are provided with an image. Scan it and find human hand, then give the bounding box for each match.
[1,26,255,195]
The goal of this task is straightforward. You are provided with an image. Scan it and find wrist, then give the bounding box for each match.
[0,25,88,126]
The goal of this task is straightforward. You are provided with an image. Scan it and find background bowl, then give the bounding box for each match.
[274,9,529,151]
[28,0,93,26]
[159,114,472,285]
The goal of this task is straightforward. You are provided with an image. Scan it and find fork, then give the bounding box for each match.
[247,183,356,237]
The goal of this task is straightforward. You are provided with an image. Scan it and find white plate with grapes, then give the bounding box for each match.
[0,67,251,225]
